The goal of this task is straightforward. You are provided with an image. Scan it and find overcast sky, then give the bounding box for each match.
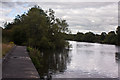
[0,1,119,34]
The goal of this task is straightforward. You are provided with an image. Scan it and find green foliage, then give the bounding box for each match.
[75,32,84,41]
[12,26,27,45]
[65,28,118,45]
[28,47,42,73]
[104,31,117,44]
[2,29,12,43]
[83,32,95,42]
[100,32,107,43]
[3,6,69,50]
[64,33,75,41]
[74,32,96,43]
[27,47,32,52]
[116,26,120,45]
[39,36,51,49]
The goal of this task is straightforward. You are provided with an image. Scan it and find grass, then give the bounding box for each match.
[27,47,42,76]
[2,42,14,57]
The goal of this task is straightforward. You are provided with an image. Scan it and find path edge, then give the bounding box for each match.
[2,45,16,64]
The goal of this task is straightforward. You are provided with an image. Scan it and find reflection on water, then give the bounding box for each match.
[38,49,71,78]
[38,41,118,79]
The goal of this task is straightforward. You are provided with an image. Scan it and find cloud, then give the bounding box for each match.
[0,2,35,27]
[0,2,118,34]
[1,0,120,2]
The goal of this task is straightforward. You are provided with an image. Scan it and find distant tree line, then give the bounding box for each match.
[2,6,70,50]
[64,26,120,45]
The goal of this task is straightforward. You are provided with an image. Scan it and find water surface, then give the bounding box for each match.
[39,41,118,78]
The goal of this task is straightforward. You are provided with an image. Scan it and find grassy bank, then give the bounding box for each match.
[27,47,42,76]
[2,42,14,57]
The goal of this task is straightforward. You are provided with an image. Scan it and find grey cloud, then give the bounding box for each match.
[1,0,120,2]
[2,2,35,8]
[0,2,118,34]
[34,2,117,11]
[2,2,16,8]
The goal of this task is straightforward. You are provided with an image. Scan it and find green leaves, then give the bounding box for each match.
[116,26,120,45]
[3,5,69,50]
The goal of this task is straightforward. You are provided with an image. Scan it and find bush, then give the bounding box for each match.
[27,47,42,73]
[9,41,14,44]
[27,47,33,52]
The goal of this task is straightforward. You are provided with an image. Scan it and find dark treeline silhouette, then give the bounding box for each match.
[64,26,120,45]
[2,6,70,50]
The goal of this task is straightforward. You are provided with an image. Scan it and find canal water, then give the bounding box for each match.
[39,41,119,78]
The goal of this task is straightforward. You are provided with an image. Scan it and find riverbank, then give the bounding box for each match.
[66,39,119,46]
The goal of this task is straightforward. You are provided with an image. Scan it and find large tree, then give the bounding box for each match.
[83,32,95,42]
[104,31,117,44]
[4,6,69,50]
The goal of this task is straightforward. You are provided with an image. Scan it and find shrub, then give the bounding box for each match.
[27,47,33,52]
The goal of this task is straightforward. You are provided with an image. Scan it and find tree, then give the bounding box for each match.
[3,5,69,50]
[83,32,95,42]
[104,31,117,44]
[100,32,107,43]
[116,26,120,45]
[75,32,84,41]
